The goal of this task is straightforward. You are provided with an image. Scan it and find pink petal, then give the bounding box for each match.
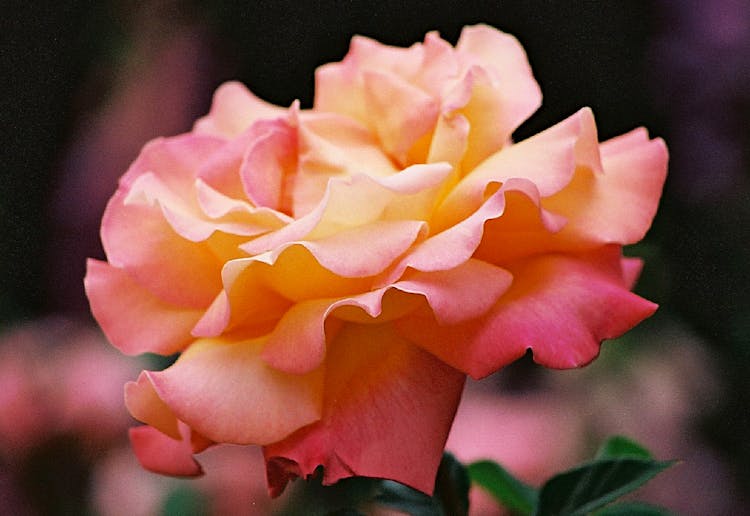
[264,323,465,496]
[193,81,285,138]
[240,111,298,212]
[148,338,324,445]
[294,112,397,216]
[129,425,203,477]
[119,134,226,195]
[621,257,645,289]
[84,259,202,355]
[398,247,657,378]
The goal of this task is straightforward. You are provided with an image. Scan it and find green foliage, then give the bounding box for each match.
[467,435,676,516]
[277,453,470,516]
[533,457,675,516]
[467,460,538,515]
[277,436,675,515]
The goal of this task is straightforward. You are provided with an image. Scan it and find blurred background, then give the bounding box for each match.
[2,1,749,514]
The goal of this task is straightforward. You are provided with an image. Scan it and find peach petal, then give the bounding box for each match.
[474,187,570,265]
[443,66,508,170]
[456,24,542,136]
[261,299,336,374]
[101,191,221,308]
[395,259,512,325]
[262,258,508,375]
[124,371,180,439]
[241,163,451,256]
[264,323,465,496]
[148,338,324,445]
[262,260,509,374]
[544,129,668,245]
[84,259,202,355]
[399,248,657,378]
[439,108,599,228]
[392,178,557,279]
[361,70,440,164]
[193,81,285,138]
[129,425,203,477]
[257,220,428,286]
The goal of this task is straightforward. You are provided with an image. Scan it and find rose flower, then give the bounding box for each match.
[85,25,667,496]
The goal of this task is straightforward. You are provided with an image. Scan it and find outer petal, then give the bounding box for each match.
[398,247,657,378]
[84,259,203,355]
[264,323,465,496]
[129,424,203,477]
[124,371,180,439]
[129,423,213,477]
[193,81,285,138]
[102,191,221,308]
[456,24,542,137]
[147,338,324,445]
[544,128,668,245]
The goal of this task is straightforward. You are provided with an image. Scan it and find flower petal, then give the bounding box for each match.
[398,247,657,378]
[361,70,440,164]
[84,259,202,355]
[544,128,668,245]
[124,371,180,439]
[148,338,324,445]
[264,323,465,496]
[394,259,512,325]
[193,81,285,138]
[456,24,542,137]
[437,107,599,229]
[102,192,221,307]
[129,424,203,477]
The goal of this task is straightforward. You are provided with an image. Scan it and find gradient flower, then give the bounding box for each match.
[85,24,667,496]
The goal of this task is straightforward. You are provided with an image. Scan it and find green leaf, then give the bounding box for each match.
[596,436,653,460]
[374,452,470,516]
[593,501,678,515]
[534,458,676,516]
[433,452,470,516]
[374,481,441,516]
[467,460,538,516]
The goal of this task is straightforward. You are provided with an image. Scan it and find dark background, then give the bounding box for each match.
[2,1,749,513]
